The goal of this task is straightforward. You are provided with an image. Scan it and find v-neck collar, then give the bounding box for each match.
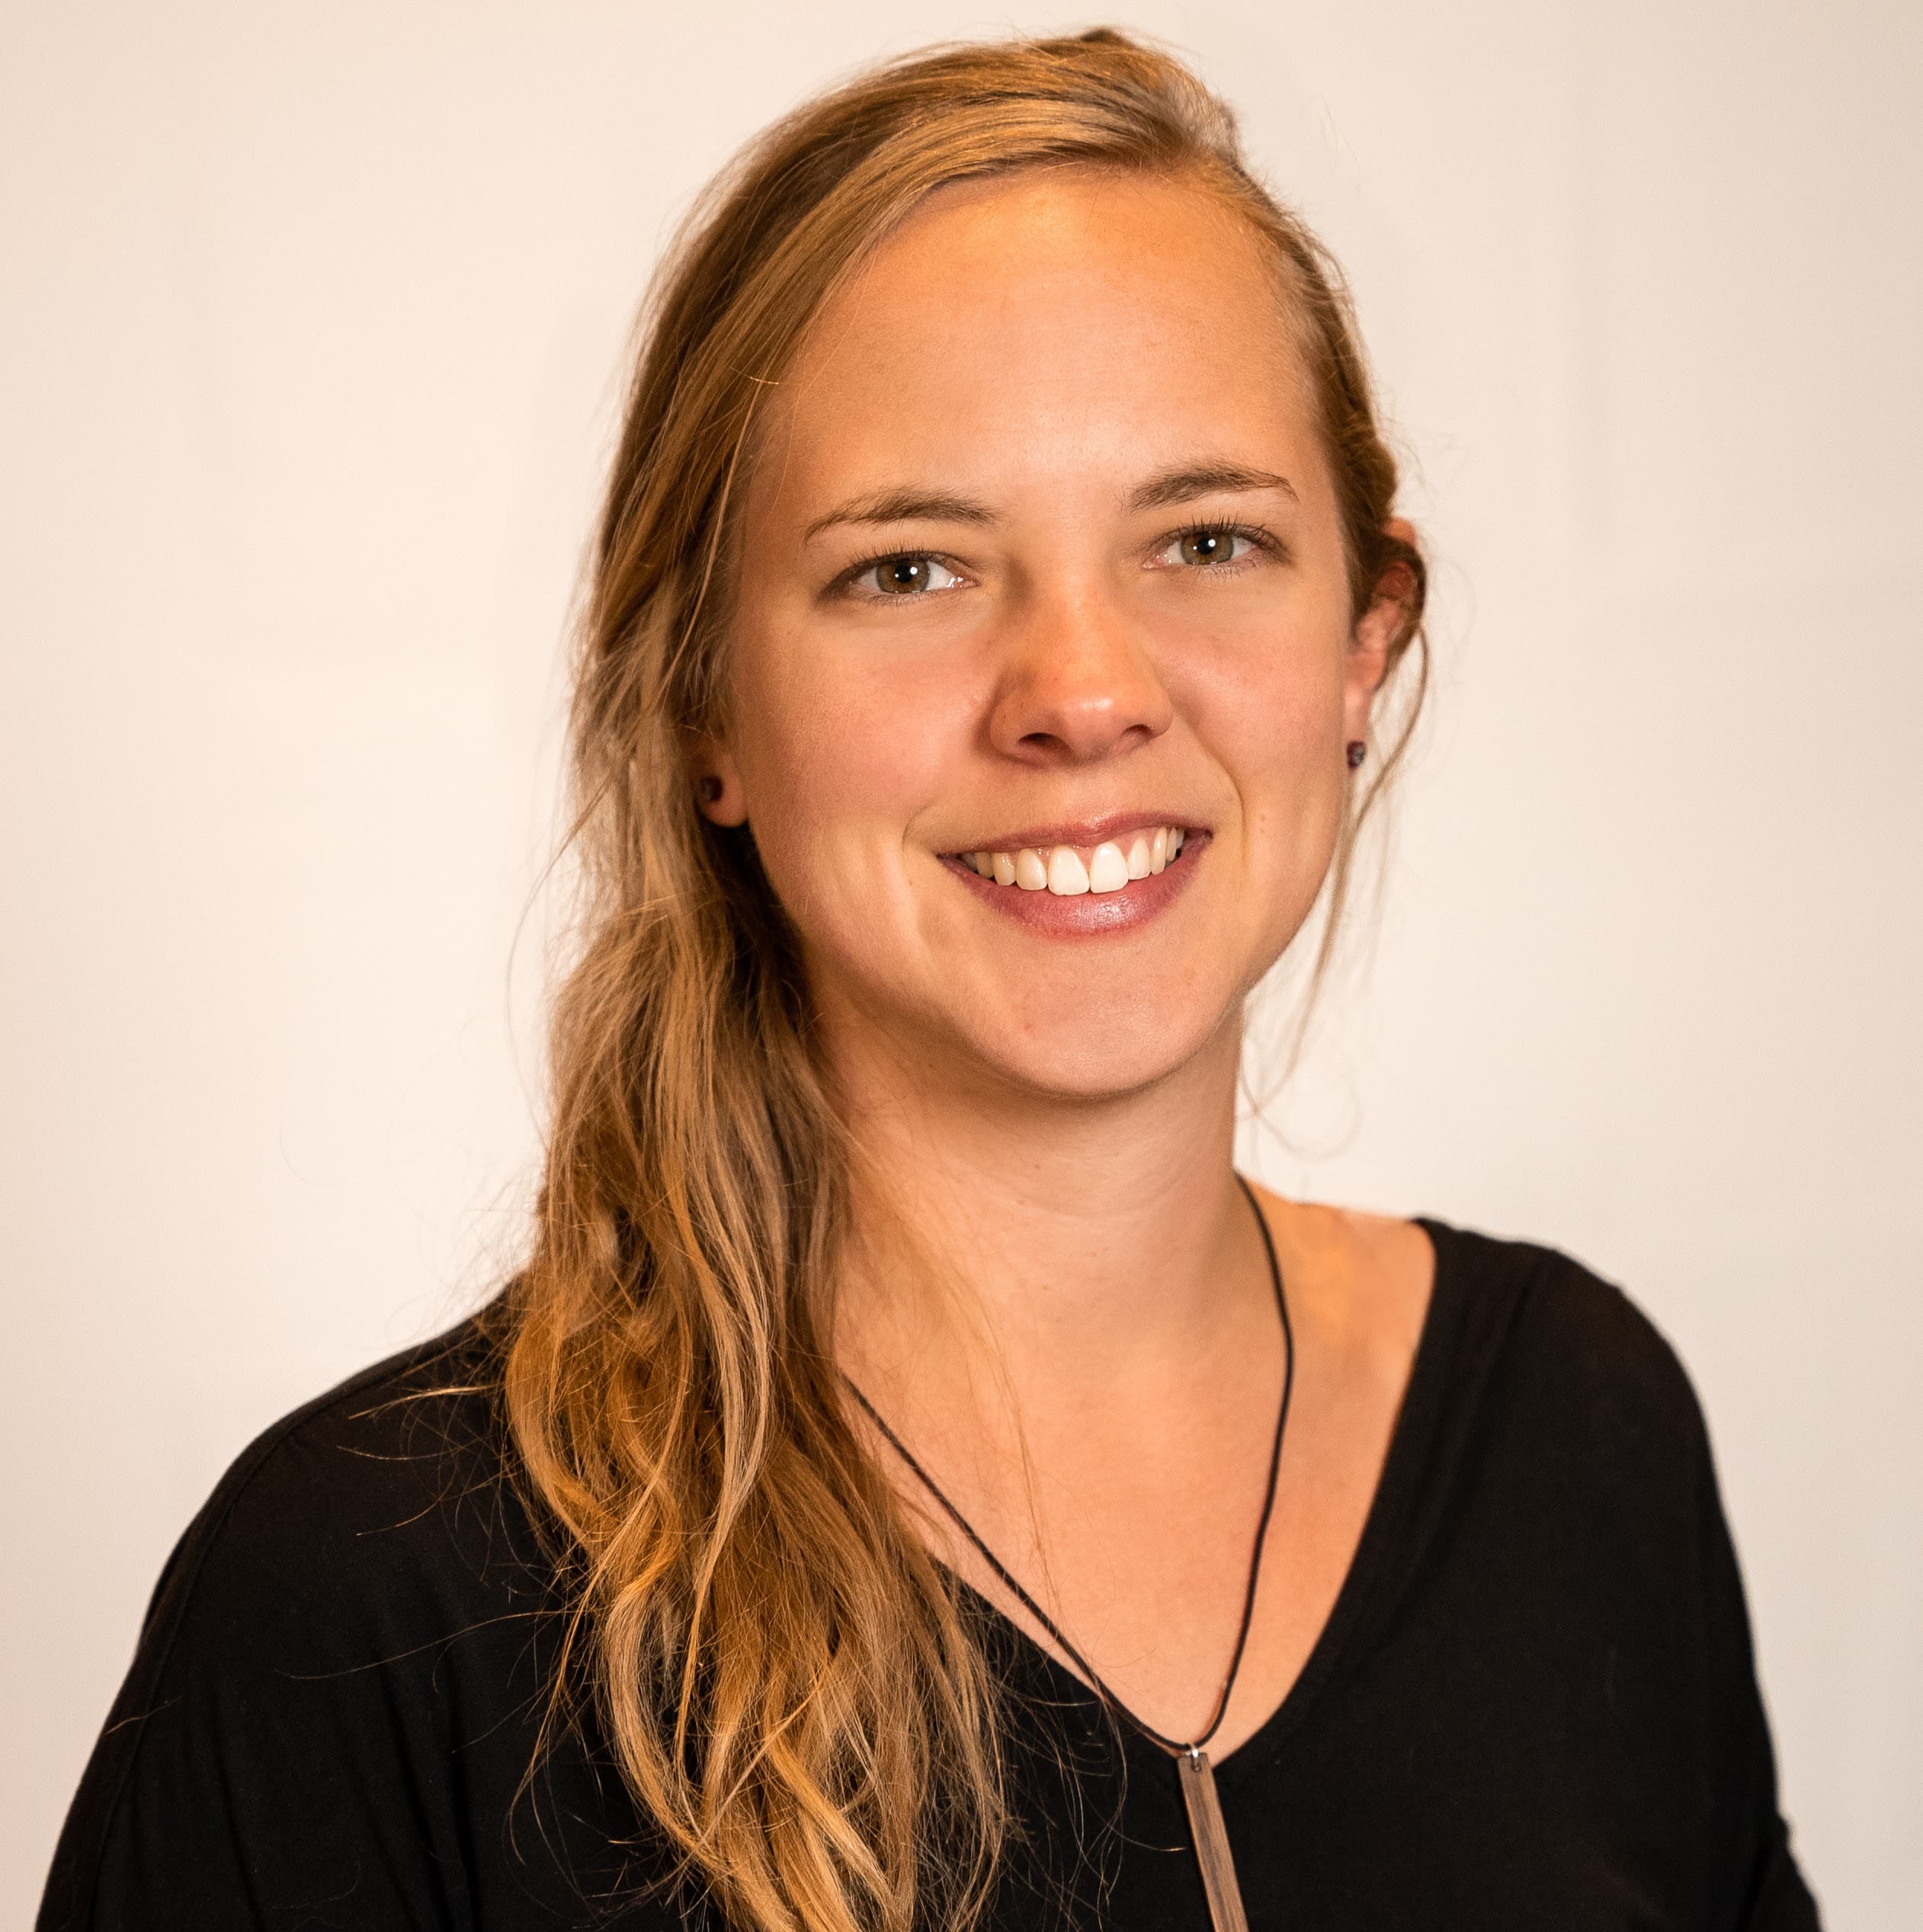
[957,1216,1472,1780]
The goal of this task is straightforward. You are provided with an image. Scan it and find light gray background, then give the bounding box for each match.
[5,2,1918,1924]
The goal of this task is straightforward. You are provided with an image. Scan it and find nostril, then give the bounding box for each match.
[1016,721,1155,763]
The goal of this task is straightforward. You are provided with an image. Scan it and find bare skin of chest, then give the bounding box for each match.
[851,1194,1434,1759]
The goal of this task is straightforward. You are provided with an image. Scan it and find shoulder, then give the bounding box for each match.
[1408,1218,1724,1558]
[136,1302,541,1684]
[1256,1193,1713,1515]
[39,1303,601,1932]
[1263,1189,1714,1494]
[1423,1218,1704,1434]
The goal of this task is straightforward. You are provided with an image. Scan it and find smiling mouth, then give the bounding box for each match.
[947,825,1189,896]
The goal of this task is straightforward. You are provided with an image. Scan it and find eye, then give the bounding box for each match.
[852,553,964,598]
[1154,524,1267,570]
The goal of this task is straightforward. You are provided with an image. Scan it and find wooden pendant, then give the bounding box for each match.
[1176,1748,1251,1932]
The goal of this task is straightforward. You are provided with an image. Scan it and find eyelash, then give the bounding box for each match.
[1156,521,1280,572]
[831,518,1283,601]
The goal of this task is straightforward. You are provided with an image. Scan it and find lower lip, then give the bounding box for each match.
[941,835,1209,937]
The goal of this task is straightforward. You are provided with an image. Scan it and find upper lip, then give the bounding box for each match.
[942,811,1200,853]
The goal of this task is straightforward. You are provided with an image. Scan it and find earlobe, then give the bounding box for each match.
[687,739,749,827]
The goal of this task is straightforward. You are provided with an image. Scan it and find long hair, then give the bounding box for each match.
[501,28,1426,1932]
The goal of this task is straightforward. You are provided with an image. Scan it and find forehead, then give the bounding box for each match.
[752,167,1320,514]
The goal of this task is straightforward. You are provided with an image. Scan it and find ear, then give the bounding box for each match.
[1343,516,1419,745]
[687,732,749,828]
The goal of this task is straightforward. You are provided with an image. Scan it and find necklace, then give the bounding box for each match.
[845,1172,1293,1932]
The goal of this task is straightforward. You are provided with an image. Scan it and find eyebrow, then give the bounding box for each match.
[803,488,997,543]
[1127,461,1298,511]
[800,460,1298,544]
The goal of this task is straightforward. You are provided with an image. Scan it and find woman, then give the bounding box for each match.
[40,29,1819,1932]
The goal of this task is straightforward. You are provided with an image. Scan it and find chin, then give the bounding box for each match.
[954,994,1236,1104]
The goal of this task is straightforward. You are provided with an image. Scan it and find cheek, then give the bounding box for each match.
[1187,603,1351,935]
[1191,602,1349,804]
[725,619,965,919]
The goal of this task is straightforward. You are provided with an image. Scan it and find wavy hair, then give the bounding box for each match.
[502,27,1426,1932]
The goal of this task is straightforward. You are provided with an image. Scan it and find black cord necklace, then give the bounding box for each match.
[844,1172,1293,1932]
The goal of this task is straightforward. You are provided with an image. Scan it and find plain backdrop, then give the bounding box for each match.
[5,2,1918,1924]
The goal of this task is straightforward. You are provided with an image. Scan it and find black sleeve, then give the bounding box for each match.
[1692,1403,1821,1932]
[37,1389,482,1932]
[1409,1228,1825,1930]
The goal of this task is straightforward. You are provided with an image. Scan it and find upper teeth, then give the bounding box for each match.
[962,827,1186,895]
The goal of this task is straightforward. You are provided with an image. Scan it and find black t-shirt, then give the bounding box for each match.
[39,1221,1822,1930]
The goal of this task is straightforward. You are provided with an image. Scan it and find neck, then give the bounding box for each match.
[827,1001,1264,1420]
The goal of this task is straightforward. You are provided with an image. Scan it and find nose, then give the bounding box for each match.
[986,582,1175,766]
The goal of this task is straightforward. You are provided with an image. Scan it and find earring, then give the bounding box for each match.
[697,775,723,804]
[1346,741,1367,770]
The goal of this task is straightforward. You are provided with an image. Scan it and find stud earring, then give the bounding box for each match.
[1346,741,1367,770]
[697,775,723,804]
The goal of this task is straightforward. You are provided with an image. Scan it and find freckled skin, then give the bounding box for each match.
[703,168,1397,1101]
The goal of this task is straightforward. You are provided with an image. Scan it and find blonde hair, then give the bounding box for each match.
[502,27,1425,1932]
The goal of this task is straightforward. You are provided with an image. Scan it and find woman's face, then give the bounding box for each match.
[707,167,1399,1101]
